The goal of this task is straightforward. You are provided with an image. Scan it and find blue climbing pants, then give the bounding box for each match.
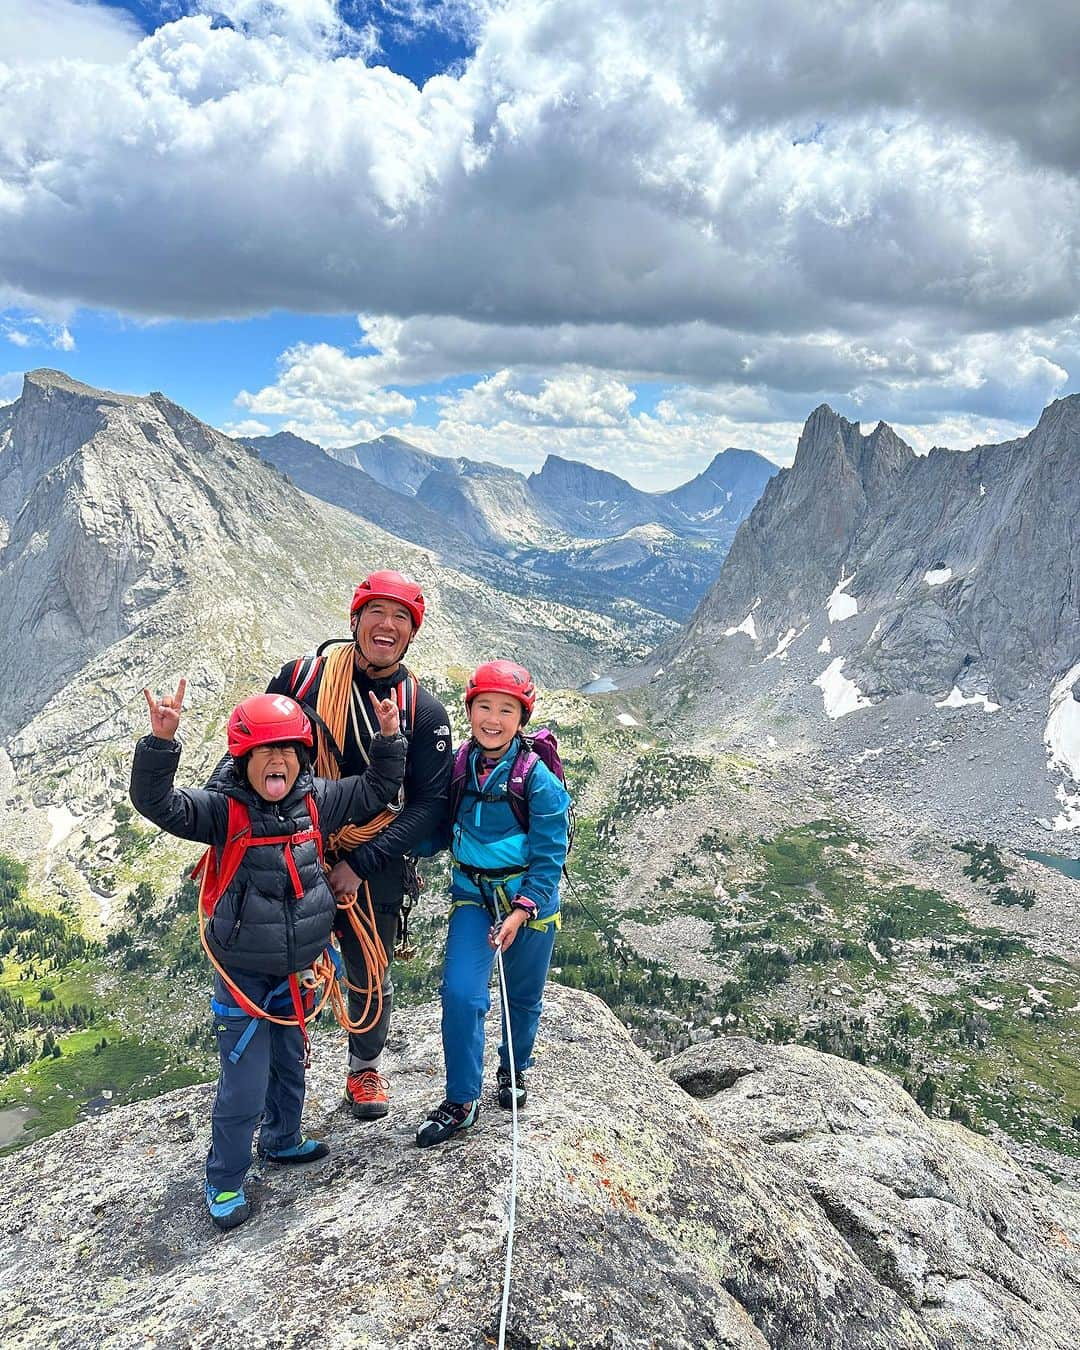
[206,968,307,1192]
[441,902,556,1105]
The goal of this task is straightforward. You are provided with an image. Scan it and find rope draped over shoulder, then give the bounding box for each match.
[314,640,402,856]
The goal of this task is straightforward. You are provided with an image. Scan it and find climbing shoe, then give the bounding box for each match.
[496,1064,528,1110]
[415,1099,479,1148]
[345,1069,390,1120]
[204,1182,251,1232]
[258,1137,330,1165]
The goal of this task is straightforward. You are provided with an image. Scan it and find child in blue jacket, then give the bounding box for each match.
[416,660,570,1147]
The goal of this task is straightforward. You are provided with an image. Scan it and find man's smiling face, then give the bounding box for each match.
[354,598,415,673]
[246,743,301,802]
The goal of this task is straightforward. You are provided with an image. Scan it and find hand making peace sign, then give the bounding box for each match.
[143,678,187,741]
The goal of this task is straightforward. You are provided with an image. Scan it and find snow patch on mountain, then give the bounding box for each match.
[818,636,831,654]
[827,573,858,623]
[814,658,872,718]
[724,601,760,640]
[936,687,1001,713]
[1045,662,1080,782]
[765,627,801,661]
[925,567,953,586]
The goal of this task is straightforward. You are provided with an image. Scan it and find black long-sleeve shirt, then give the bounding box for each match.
[267,652,452,899]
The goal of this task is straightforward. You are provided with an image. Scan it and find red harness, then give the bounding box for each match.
[192,794,327,1060]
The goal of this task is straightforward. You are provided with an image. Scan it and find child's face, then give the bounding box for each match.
[469,694,523,758]
[246,743,301,801]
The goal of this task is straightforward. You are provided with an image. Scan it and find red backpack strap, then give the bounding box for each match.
[288,653,324,702]
[395,671,419,733]
[305,793,324,869]
[193,797,253,917]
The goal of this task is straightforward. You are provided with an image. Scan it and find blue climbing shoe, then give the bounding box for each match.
[416,1099,479,1148]
[258,1137,330,1165]
[204,1182,251,1231]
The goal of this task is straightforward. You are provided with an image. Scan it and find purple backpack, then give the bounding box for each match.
[448,729,572,847]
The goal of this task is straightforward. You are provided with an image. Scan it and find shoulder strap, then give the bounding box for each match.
[287,654,324,703]
[397,670,419,734]
[192,797,252,917]
[305,793,324,868]
[448,742,471,823]
[505,748,539,834]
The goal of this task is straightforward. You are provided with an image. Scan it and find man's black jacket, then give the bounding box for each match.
[267,651,452,908]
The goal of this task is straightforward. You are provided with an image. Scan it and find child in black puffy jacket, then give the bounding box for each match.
[130,679,405,1231]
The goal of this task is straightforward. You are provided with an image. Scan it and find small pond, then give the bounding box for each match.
[0,1105,39,1148]
[1023,850,1080,881]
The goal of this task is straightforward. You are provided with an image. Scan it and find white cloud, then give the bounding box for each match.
[2,314,77,351]
[0,370,22,404]
[0,0,1077,445]
[222,417,272,437]
[440,368,635,428]
[0,0,143,67]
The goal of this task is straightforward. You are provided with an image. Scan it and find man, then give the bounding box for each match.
[267,570,452,1119]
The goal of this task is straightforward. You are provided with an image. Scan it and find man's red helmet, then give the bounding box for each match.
[350,570,425,629]
[227,694,313,757]
[465,660,537,721]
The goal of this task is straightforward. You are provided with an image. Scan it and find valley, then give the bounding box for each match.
[2,686,1077,1184]
[0,370,1076,1188]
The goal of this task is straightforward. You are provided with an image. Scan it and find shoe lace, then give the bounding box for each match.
[348,1069,389,1102]
[429,1099,469,1127]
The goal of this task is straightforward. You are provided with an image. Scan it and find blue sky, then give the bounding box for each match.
[2,1,1078,486]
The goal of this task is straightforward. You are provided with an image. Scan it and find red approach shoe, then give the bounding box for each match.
[345,1069,390,1120]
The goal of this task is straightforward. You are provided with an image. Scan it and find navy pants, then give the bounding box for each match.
[441,902,556,1104]
[206,969,307,1193]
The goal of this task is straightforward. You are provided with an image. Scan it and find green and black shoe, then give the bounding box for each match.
[415,1099,479,1148]
[496,1064,527,1110]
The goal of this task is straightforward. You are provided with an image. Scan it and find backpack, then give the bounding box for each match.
[448,729,575,856]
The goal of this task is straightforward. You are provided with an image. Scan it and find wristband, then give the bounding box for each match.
[510,897,538,922]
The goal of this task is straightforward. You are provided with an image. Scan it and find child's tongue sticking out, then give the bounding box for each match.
[247,744,300,802]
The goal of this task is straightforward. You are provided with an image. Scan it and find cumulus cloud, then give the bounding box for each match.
[0,0,143,67]
[0,0,1077,444]
[440,369,635,427]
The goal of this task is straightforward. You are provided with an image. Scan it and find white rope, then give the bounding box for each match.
[494,943,520,1350]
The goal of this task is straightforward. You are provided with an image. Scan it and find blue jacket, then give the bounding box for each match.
[450,737,570,920]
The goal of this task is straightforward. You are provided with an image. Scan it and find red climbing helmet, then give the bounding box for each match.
[350,570,426,629]
[465,660,537,721]
[227,694,313,757]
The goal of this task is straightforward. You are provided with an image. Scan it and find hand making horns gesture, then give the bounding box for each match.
[369,690,401,739]
[143,678,187,741]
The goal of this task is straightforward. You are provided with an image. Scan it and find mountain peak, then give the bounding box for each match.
[22,368,138,403]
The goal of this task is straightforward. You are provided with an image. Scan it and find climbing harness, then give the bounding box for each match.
[450,866,561,934]
[192,794,393,1064]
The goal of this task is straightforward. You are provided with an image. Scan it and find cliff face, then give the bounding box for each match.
[681,397,1080,703]
[0,370,640,894]
[0,986,1076,1349]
